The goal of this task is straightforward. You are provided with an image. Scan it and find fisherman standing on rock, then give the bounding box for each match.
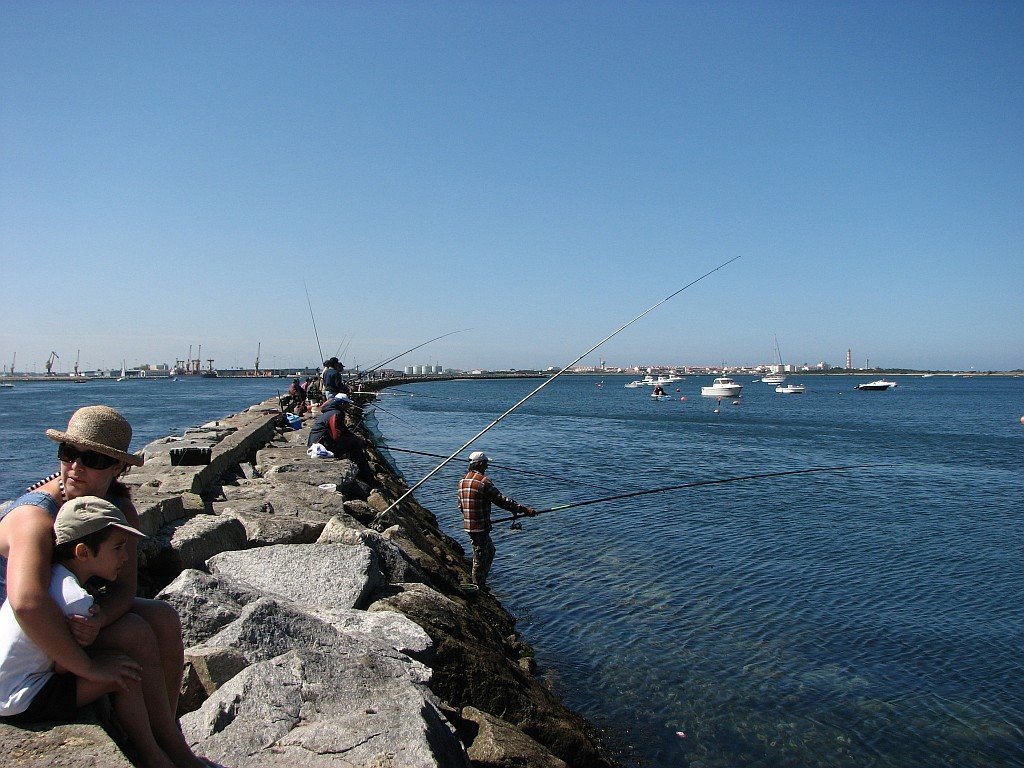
[458,451,535,591]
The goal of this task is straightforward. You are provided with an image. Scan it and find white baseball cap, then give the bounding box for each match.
[468,451,488,463]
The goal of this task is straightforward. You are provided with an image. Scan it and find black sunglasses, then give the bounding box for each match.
[57,443,119,470]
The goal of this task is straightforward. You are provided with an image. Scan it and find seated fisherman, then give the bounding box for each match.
[281,378,307,415]
[307,394,372,479]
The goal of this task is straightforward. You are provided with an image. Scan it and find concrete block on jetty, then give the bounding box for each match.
[1,396,617,768]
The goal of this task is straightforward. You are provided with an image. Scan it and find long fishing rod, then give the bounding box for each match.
[491,463,890,525]
[303,281,325,364]
[358,328,472,378]
[381,254,743,514]
[380,446,621,492]
[333,334,348,359]
[339,335,353,365]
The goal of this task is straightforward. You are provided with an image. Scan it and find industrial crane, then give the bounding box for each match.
[45,351,59,375]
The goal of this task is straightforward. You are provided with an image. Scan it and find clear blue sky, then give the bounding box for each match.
[2,2,1021,373]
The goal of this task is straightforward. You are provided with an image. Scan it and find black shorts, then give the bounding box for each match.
[0,673,78,724]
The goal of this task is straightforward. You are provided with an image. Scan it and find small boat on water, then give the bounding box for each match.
[701,376,743,398]
[856,379,897,391]
[775,383,805,394]
[626,373,685,389]
[651,384,670,400]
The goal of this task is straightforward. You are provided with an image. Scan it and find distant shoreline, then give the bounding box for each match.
[1,369,1021,384]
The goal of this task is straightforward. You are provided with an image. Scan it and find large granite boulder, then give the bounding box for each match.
[255,447,361,491]
[462,706,568,768]
[370,583,616,768]
[317,516,430,586]
[212,499,327,547]
[206,543,384,610]
[181,649,470,768]
[0,718,133,768]
[157,569,264,647]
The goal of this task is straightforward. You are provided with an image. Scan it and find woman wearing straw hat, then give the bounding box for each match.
[0,405,187,722]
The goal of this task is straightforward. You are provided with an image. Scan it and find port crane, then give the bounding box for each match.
[45,351,59,376]
[254,342,261,377]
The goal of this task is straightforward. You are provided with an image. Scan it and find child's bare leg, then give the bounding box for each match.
[77,661,176,768]
[94,613,208,768]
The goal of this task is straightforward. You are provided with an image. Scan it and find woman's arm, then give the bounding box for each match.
[4,505,95,676]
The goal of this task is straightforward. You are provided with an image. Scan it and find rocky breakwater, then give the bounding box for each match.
[3,397,616,768]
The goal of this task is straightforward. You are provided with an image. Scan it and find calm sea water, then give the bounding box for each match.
[2,375,1021,767]
[370,374,1023,768]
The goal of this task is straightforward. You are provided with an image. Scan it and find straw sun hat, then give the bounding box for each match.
[46,405,144,467]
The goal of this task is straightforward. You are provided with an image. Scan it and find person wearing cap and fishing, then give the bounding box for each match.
[321,357,349,401]
[307,393,373,479]
[0,405,188,721]
[0,495,212,767]
[457,451,536,591]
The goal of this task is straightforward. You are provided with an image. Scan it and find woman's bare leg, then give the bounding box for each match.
[132,597,185,713]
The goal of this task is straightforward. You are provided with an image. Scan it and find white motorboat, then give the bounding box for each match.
[626,373,685,388]
[775,383,805,394]
[701,376,743,398]
[856,379,897,391]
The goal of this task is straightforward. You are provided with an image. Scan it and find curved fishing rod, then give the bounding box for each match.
[380,446,622,492]
[491,463,891,525]
[357,328,472,378]
[303,281,325,364]
[381,254,743,515]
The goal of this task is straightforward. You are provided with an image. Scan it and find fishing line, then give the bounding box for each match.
[303,281,325,364]
[381,254,743,514]
[361,402,416,427]
[380,446,621,492]
[357,328,471,378]
[491,463,891,525]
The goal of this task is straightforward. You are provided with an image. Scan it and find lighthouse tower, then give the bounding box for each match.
[846,348,852,369]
